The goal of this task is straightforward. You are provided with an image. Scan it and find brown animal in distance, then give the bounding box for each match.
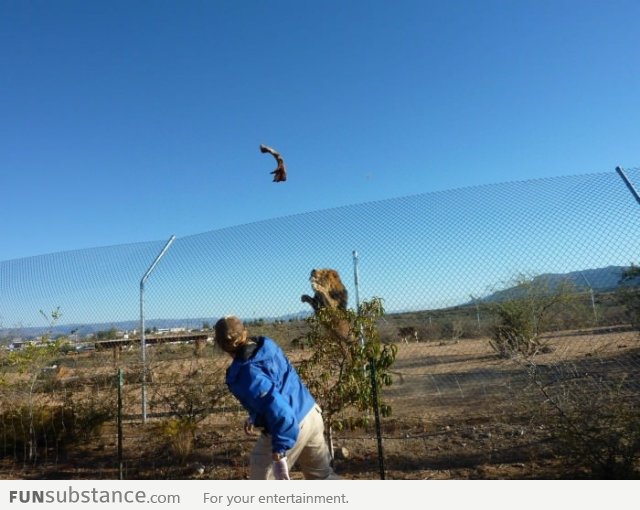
[259,144,287,182]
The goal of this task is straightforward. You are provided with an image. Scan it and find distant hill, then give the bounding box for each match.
[480,265,635,303]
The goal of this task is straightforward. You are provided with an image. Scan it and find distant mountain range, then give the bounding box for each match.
[479,265,636,303]
[2,265,638,342]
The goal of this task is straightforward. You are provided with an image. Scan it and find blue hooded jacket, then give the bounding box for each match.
[225,336,316,453]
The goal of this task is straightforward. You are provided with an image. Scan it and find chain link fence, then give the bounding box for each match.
[1,167,640,479]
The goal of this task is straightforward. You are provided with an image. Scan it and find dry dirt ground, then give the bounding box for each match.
[1,329,639,479]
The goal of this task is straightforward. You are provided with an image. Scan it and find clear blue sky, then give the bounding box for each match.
[1,0,639,262]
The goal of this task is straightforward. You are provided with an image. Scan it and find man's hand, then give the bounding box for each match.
[272,457,290,480]
[244,418,257,436]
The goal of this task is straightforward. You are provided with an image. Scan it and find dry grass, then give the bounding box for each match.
[1,328,639,479]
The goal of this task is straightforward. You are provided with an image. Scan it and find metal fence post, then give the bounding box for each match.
[616,166,640,206]
[352,250,386,480]
[140,235,175,423]
[580,272,598,324]
[352,251,364,347]
[117,368,124,480]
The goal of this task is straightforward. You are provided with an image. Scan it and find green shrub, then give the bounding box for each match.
[298,297,397,433]
[487,275,577,358]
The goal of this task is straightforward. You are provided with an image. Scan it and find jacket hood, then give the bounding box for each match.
[227,336,272,382]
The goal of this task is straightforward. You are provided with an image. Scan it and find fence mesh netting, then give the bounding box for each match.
[1,167,640,478]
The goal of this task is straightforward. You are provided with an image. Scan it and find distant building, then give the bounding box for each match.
[156,327,186,334]
[75,343,96,353]
[9,339,31,351]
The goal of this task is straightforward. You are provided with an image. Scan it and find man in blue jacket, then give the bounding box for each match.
[214,315,339,480]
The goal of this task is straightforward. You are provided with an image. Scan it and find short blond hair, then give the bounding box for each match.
[214,316,247,354]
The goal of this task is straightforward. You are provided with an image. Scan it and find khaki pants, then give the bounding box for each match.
[250,405,340,480]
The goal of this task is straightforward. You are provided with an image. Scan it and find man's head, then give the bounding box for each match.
[214,315,248,355]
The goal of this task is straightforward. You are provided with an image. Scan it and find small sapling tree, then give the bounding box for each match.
[297,297,397,457]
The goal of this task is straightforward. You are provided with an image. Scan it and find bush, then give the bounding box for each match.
[0,392,113,461]
[156,418,197,463]
[530,364,640,478]
[487,275,578,358]
[149,360,228,424]
[616,264,640,329]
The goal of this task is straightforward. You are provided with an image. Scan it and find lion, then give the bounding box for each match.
[300,268,348,312]
[301,268,350,342]
[300,268,404,383]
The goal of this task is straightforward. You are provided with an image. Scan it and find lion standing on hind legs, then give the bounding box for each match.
[300,268,348,313]
[301,268,404,385]
[299,268,355,461]
[300,269,352,342]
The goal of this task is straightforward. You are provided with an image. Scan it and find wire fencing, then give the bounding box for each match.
[1,167,640,478]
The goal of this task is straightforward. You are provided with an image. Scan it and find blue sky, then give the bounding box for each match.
[1,0,639,262]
